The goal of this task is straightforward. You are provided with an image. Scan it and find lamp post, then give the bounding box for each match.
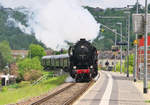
[114,29,117,72]
[116,22,123,73]
[124,11,130,77]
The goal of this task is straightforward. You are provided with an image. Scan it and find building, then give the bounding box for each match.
[11,50,28,58]
[11,50,53,58]
[137,36,150,79]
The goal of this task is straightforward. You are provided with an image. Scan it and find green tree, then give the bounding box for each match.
[0,41,13,70]
[0,52,5,70]
[17,57,43,81]
[17,57,43,74]
[28,44,46,59]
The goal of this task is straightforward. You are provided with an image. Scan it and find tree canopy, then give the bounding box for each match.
[0,41,13,70]
[28,44,46,59]
[0,5,46,50]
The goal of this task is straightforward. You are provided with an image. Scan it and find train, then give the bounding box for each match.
[42,38,98,82]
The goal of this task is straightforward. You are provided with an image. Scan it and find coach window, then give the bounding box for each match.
[49,59,51,65]
[59,58,60,67]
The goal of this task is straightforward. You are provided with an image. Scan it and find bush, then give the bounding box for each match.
[16,75,23,83]
[18,81,30,87]
[116,62,133,74]
[116,62,126,72]
[1,86,8,92]
[17,57,43,81]
[100,67,106,70]
[8,84,19,89]
[23,70,42,81]
[17,57,43,75]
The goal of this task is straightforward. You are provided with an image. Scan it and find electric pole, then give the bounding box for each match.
[134,0,139,82]
[143,0,148,94]
[115,29,117,72]
[124,11,130,77]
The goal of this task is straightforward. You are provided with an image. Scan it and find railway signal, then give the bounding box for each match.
[100,28,105,32]
[133,40,138,45]
[116,42,128,46]
[112,46,119,52]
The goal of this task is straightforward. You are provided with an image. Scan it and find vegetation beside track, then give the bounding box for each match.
[0,74,67,105]
[112,54,134,74]
[145,100,150,103]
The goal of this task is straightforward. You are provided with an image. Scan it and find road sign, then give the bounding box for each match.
[113,52,117,56]
[132,14,150,34]
[134,40,138,45]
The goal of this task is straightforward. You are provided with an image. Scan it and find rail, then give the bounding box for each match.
[62,80,94,105]
[31,83,75,105]
[31,81,94,105]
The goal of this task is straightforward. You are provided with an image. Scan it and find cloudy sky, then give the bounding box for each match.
[0,0,100,50]
[0,0,149,50]
[80,0,149,8]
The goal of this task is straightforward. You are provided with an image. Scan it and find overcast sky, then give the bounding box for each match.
[80,0,149,8]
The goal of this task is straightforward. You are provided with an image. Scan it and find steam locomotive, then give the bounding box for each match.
[68,38,98,82]
[42,38,98,82]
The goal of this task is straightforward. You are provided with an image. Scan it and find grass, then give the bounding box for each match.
[0,75,67,105]
[145,100,150,103]
[111,62,133,74]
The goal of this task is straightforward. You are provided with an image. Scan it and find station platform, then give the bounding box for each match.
[73,71,146,105]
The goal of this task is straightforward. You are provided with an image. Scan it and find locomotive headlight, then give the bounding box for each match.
[81,45,85,48]
[73,66,77,69]
[90,65,93,69]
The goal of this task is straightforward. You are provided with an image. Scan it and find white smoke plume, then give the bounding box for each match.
[6,16,32,34]
[0,0,100,50]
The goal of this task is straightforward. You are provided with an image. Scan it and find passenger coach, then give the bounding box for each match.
[42,54,70,72]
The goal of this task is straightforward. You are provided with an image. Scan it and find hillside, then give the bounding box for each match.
[0,5,46,50]
[85,3,147,50]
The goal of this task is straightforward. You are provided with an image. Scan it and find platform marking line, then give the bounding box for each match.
[99,73,113,105]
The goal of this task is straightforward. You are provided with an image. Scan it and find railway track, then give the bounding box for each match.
[31,81,94,105]
[62,81,94,105]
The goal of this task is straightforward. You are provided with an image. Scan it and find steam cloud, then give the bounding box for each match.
[6,16,32,34]
[0,0,99,50]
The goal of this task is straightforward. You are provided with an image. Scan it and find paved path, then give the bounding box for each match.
[73,71,146,105]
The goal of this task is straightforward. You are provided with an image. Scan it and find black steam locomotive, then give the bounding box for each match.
[68,38,98,82]
[42,38,98,82]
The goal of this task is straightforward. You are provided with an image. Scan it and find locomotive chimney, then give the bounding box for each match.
[80,38,86,41]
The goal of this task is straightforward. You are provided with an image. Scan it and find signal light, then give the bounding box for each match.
[100,28,105,32]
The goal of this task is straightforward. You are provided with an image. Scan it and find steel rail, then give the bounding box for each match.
[62,80,94,105]
[31,83,76,105]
